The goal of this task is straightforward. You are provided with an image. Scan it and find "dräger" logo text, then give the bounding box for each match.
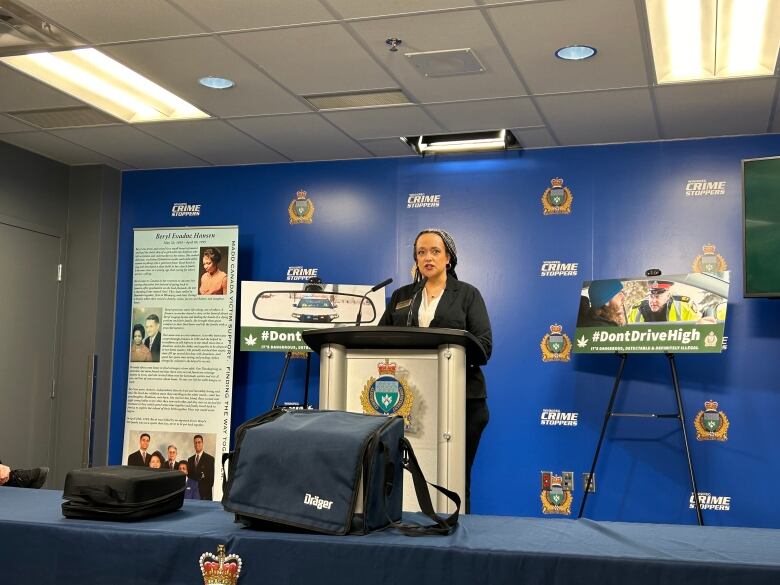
[304,493,333,510]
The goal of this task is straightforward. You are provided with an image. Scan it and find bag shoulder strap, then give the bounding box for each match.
[393,436,460,536]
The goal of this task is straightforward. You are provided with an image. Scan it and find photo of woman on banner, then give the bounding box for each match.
[199,247,228,295]
[129,323,153,362]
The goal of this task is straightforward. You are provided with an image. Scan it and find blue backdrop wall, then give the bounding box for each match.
[111,134,780,528]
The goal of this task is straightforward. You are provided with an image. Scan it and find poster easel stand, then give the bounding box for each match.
[577,352,704,526]
[270,352,313,409]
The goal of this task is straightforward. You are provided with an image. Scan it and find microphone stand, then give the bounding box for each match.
[406,277,427,327]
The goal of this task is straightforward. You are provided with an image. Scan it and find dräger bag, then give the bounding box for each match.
[222,409,459,536]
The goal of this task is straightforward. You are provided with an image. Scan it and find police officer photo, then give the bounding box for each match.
[628,280,700,323]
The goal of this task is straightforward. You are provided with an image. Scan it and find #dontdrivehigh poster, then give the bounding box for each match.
[122,226,237,501]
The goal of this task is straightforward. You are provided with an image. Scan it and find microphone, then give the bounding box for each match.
[406,277,427,327]
[355,278,394,327]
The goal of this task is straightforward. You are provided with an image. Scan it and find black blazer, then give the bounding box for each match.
[127,450,150,467]
[144,333,161,362]
[378,279,492,399]
[187,451,215,500]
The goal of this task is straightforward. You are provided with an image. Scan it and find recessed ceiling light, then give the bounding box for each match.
[645,0,780,84]
[0,48,209,123]
[198,76,235,90]
[402,130,515,156]
[555,45,597,61]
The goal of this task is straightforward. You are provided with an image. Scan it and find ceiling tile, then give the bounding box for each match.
[51,126,208,168]
[655,79,777,139]
[323,105,443,139]
[327,0,477,19]
[169,0,335,31]
[21,0,206,43]
[425,98,542,132]
[0,131,129,167]
[359,138,416,157]
[0,65,83,112]
[350,10,527,103]
[228,114,372,161]
[139,120,288,165]
[536,88,658,145]
[0,115,36,134]
[489,0,651,94]
[510,127,557,149]
[223,24,395,95]
[104,37,309,118]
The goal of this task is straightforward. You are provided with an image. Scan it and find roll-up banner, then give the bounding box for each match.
[122,226,238,501]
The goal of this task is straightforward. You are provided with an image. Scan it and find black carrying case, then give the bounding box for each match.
[222,408,459,536]
[62,465,186,521]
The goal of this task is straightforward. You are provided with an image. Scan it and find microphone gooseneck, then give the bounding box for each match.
[356,277,394,327]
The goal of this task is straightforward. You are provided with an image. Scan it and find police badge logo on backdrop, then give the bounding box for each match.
[540,471,574,515]
[540,324,572,362]
[288,189,315,224]
[694,400,730,441]
[692,244,728,274]
[541,178,573,215]
[361,359,415,429]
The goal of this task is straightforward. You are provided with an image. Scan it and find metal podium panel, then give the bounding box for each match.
[319,343,466,514]
[344,350,438,513]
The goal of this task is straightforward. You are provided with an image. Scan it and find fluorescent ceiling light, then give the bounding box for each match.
[555,45,597,61]
[403,130,514,155]
[646,0,780,84]
[0,48,209,123]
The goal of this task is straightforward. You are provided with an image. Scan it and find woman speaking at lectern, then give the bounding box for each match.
[378,228,492,512]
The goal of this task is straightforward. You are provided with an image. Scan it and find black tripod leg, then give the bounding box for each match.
[667,353,704,526]
[271,352,293,409]
[578,353,628,519]
[302,352,312,408]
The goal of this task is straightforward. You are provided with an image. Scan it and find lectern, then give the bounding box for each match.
[303,326,487,513]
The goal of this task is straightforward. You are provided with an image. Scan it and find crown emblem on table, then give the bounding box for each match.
[549,324,563,335]
[550,178,564,188]
[377,359,397,375]
[199,544,242,585]
[296,189,308,200]
[702,243,716,254]
[704,400,718,412]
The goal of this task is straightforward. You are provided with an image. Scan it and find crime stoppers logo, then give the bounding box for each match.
[541,471,573,515]
[694,400,729,441]
[407,193,441,208]
[541,260,578,277]
[540,324,571,362]
[361,359,414,428]
[690,492,731,511]
[171,202,201,217]
[541,178,573,215]
[685,179,726,197]
[289,189,314,224]
[286,266,318,281]
[540,409,578,427]
[692,243,728,273]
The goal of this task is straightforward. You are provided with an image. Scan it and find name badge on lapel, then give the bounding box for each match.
[395,299,412,310]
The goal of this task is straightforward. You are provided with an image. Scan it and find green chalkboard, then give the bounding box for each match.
[744,157,780,297]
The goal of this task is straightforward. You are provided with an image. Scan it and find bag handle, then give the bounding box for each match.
[393,436,460,536]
